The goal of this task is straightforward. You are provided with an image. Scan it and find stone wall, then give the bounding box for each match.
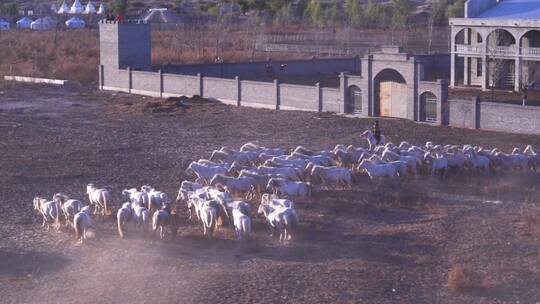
[101,66,346,113]
[447,98,540,135]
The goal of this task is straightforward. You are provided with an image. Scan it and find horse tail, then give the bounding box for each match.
[103,192,112,216]
[142,210,149,227]
[74,215,82,241]
[152,212,159,232]
[54,202,61,229]
[117,212,125,239]
[243,217,251,239]
[209,208,216,236]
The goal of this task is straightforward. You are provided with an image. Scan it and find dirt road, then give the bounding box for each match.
[0,83,539,304]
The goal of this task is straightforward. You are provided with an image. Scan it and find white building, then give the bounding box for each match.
[450,0,540,91]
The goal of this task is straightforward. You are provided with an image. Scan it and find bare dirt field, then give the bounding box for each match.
[0,82,539,304]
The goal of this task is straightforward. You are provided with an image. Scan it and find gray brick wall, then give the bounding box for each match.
[321,88,342,112]
[280,84,319,111]
[480,102,540,134]
[449,99,478,129]
[203,77,237,102]
[241,81,276,106]
[163,74,199,96]
[131,70,160,93]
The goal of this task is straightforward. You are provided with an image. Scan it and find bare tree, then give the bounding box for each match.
[427,1,447,54]
[487,30,513,102]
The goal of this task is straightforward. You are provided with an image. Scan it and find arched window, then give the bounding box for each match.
[420,92,438,122]
[347,85,362,114]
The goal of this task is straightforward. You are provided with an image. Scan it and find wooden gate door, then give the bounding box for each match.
[379,81,407,118]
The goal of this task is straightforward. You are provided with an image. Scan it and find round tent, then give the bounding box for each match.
[97,3,105,15]
[65,17,85,28]
[16,17,32,29]
[70,0,84,14]
[58,1,69,14]
[0,19,10,30]
[84,1,96,14]
[31,17,54,31]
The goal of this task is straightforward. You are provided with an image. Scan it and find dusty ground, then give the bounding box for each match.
[0,82,539,304]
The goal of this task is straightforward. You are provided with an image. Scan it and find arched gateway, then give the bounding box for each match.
[374,69,408,118]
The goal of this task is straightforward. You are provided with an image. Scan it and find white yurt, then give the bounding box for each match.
[70,0,84,14]
[65,17,85,28]
[31,17,54,31]
[58,1,69,14]
[97,3,105,15]
[16,17,32,29]
[0,19,10,30]
[84,1,96,14]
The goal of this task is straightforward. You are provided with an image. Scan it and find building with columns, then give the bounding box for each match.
[450,0,540,92]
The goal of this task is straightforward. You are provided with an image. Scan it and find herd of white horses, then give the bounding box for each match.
[32,130,540,244]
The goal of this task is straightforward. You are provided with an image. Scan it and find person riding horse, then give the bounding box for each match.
[372,120,382,145]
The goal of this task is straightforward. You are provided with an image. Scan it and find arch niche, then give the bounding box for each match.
[346,85,362,114]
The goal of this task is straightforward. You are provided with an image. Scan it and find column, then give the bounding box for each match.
[127,67,132,94]
[158,69,163,98]
[450,54,457,87]
[235,76,241,107]
[316,82,322,112]
[339,72,347,114]
[197,73,203,97]
[99,64,104,90]
[274,79,280,110]
[481,56,488,91]
[463,57,470,86]
[515,58,522,92]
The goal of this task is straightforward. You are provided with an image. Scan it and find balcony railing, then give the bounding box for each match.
[488,46,517,56]
[455,44,540,59]
[455,44,483,54]
[521,47,540,57]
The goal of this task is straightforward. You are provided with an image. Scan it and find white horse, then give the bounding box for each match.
[132,204,150,233]
[74,206,92,244]
[361,130,385,150]
[257,202,298,242]
[86,184,112,216]
[199,200,218,237]
[117,202,132,239]
[152,204,172,240]
[53,193,84,226]
[232,207,251,242]
[141,185,170,214]
[176,181,203,203]
[122,188,149,207]
[260,194,294,211]
[33,197,60,230]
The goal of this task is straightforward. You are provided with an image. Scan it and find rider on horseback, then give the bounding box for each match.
[372,120,382,145]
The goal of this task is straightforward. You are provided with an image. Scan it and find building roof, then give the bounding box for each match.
[476,0,540,20]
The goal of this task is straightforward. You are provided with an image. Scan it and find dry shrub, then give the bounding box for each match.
[448,265,480,291]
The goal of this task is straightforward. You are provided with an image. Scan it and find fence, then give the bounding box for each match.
[101,65,346,113]
[448,97,540,134]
